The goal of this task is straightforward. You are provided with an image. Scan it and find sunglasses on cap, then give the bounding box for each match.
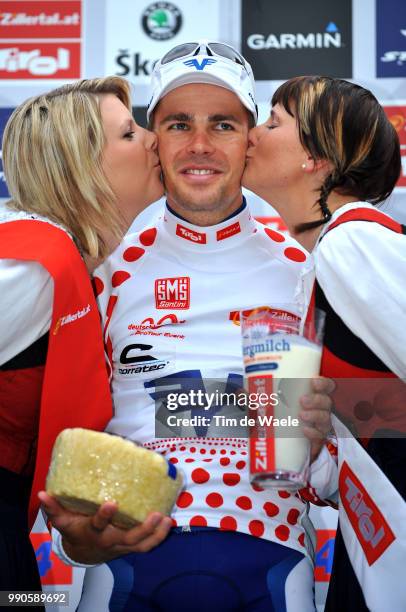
[160,41,249,71]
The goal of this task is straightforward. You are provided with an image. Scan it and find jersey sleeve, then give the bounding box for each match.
[92,258,112,330]
[51,527,97,568]
[0,259,53,365]
[314,220,406,378]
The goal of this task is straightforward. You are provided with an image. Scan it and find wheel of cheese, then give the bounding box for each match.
[46,428,183,528]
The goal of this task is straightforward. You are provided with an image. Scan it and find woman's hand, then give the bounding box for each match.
[300,376,335,462]
[38,491,172,564]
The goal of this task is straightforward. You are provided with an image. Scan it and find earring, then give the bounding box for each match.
[301,163,307,169]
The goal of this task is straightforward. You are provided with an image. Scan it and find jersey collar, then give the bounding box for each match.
[162,198,257,249]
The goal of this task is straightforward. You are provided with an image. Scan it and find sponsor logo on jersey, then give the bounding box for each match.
[128,314,186,339]
[128,314,185,331]
[155,277,190,309]
[339,461,395,564]
[176,223,207,244]
[141,2,182,41]
[217,221,241,241]
[118,342,169,375]
[229,307,300,327]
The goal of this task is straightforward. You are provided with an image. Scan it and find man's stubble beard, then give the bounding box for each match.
[162,173,243,223]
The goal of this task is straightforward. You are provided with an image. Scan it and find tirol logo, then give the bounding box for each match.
[376,0,406,77]
[155,277,190,309]
[176,224,206,244]
[141,2,182,41]
[0,43,80,78]
[339,461,395,565]
[183,58,216,71]
[241,0,352,79]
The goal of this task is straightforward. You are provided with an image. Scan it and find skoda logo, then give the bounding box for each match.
[142,2,182,41]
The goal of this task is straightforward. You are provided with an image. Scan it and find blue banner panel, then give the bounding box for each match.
[0,108,14,199]
[376,0,406,78]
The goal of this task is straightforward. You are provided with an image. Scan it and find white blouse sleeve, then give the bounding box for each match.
[0,259,53,365]
[309,444,338,502]
[314,220,406,378]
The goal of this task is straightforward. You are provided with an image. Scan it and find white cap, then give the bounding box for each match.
[147,41,258,123]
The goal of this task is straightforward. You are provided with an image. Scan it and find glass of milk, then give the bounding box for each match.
[241,305,325,489]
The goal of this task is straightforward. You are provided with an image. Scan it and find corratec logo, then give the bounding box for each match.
[141,2,182,41]
[119,343,169,376]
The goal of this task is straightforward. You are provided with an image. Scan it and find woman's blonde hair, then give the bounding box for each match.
[2,76,132,258]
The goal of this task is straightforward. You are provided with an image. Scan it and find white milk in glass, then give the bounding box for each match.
[242,307,324,489]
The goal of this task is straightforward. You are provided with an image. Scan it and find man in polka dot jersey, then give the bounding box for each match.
[53,42,338,611]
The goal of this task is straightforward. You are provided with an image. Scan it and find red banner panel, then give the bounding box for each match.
[0,1,81,39]
[0,42,81,78]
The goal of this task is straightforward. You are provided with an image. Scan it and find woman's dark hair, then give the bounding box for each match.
[272,76,401,232]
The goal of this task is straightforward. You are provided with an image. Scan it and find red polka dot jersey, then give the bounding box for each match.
[94,203,323,559]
